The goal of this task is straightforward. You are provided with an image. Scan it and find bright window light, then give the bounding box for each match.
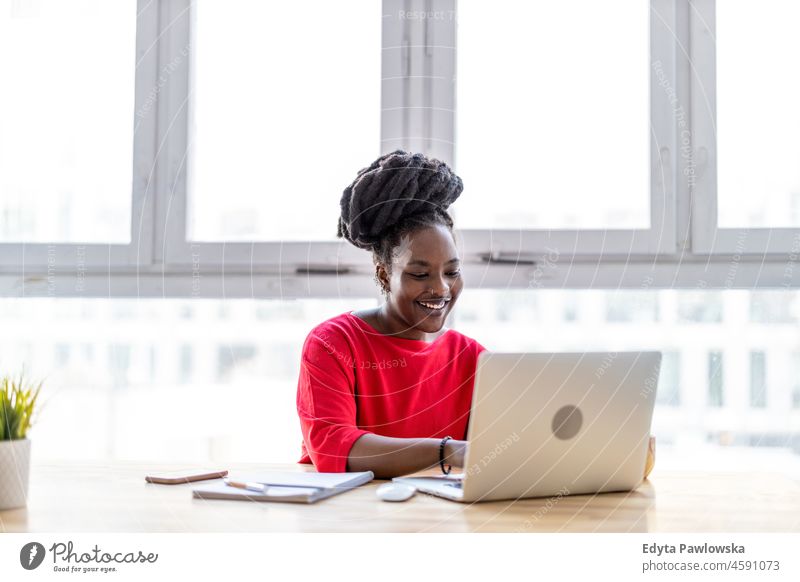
[717,0,800,227]
[187,0,381,241]
[0,0,136,242]
[455,0,650,230]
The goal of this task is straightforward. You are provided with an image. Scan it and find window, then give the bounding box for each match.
[217,345,257,382]
[54,344,70,368]
[793,352,800,409]
[679,292,723,323]
[750,291,798,324]
[494,292,538,323]
[750,351,767,408]
[148,346,158,383]
[716,0,800,228]
[4,0,800,292]
[563,295,579,322]
[0,0,136,243]
[658,351,681,407]
[7,290,798,472]
[187,0,381,242]
[108,344,131,389]
[444,0,680,262]
[179,345,193,384]
[2,1,800,488]
[606,292,659,323]
[454,289,800,474]
[708,351,724,407]
[455,0,649,231]
[4,297,376,462]
[691,0,800,254]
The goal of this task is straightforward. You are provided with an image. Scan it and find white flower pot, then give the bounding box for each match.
[0,438,31,510]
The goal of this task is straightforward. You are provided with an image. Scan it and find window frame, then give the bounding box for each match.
[155,0,385,272]
[0,0,158,271]
[689,0,800,256]
[159,0,679,268]
[449,0,679,260]
[3,0,800,298]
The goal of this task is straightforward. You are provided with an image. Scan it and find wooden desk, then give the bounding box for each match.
[1,461,798,533]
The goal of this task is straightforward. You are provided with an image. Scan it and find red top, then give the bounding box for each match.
[296,311,487,472]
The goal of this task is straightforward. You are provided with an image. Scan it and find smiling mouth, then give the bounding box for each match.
[415,299,450,311]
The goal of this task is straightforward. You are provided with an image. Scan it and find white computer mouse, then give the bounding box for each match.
[376,482,417,502]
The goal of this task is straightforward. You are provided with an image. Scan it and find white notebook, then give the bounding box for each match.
[192,470,374,504]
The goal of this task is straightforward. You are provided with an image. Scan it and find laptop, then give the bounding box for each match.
[394,351,661,502]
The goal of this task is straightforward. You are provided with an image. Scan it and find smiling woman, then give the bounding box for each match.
[296,151,486,478]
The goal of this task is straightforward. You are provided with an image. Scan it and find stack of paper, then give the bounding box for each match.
[192,470,374,503]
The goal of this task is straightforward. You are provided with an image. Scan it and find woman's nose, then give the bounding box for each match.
[428,278,449,296]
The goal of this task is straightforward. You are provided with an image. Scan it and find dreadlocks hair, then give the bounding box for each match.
[337,150,463,296]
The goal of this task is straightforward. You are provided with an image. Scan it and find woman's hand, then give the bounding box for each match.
[643,435,655,480]
[444,439,467,469]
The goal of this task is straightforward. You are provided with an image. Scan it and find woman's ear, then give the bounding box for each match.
[375,263,390,295]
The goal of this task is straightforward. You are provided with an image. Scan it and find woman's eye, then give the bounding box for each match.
[408,271,460,279]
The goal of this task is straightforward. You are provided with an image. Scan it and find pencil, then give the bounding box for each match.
[223,478,267,493]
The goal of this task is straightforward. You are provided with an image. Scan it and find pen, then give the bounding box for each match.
[223,478,268,493]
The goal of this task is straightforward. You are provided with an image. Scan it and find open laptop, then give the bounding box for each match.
[394,351,661,502]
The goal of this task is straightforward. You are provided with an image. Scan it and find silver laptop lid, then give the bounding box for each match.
[461,351,661,502]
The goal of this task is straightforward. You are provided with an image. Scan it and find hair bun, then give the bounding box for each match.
[337,150,463,251]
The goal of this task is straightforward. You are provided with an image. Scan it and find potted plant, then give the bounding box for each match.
[0,372,42,510]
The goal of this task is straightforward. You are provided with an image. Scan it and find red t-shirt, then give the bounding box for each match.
[296,311,487,472]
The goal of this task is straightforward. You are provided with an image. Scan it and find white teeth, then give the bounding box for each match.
[418,301,446,310]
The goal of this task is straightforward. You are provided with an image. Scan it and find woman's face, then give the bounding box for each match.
[380,224,463,334]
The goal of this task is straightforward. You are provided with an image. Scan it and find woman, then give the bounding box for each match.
[296,150,656,480]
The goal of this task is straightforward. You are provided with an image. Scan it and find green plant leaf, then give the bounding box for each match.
[0,370,42,440]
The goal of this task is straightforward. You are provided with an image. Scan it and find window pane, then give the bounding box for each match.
[678,291,723,323]
[6,290,799,478]
[453,289,800,474]
[0,0,135,242]
[4,297,377,462]
[750,351,767,408]
[658,351,681,406]
[708,351,724,407]
[605,291,658,323]
[793,352,800,409]
[717,0,800,227]
[455,0,649,230]
[188,0,381,241]
[750,291,799,324]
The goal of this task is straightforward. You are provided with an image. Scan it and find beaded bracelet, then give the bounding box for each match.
[439,435,453,475]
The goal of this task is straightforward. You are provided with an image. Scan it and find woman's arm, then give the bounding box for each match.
[351,434,655,481]
[347,433,467,479]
